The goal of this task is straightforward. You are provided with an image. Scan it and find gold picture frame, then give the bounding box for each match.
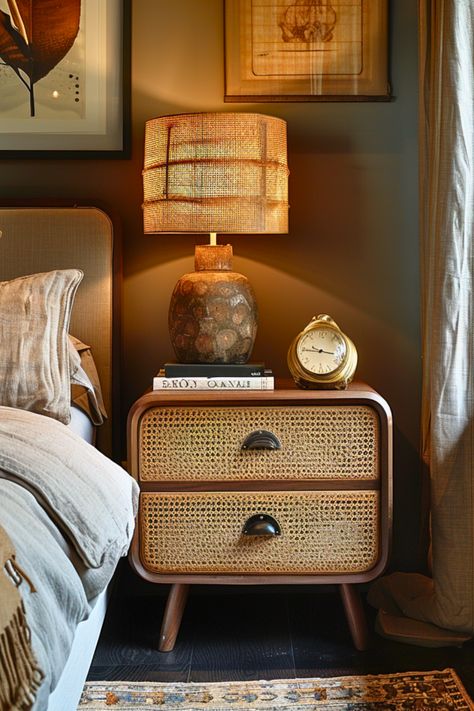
[224,0,390,102]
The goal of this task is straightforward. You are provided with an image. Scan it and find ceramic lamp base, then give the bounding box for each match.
[168,244,257,364]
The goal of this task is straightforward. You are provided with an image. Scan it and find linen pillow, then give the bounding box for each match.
[0,269,83,424]
[68,335,108,425]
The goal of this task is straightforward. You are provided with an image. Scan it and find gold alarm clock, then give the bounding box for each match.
[287,314,358,389]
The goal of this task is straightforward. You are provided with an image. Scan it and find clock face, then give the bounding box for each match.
[296,327,347,375]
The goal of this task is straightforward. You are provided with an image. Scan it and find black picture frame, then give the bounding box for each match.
[0,0,131,158]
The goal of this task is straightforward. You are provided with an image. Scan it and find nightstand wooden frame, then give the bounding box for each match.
[128,382,392,653]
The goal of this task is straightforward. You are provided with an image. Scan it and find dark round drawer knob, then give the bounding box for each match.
[241,430,281,450]
[242,513,281,536]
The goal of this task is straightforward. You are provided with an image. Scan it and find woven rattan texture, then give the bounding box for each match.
[139,491,379,574]
[143,113,289,234]
[138,405,379,482]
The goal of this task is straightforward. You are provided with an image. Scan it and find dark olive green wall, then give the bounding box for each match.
[0,0,421,570]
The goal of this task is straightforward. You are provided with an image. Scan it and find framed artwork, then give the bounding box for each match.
[225,0,390,102]
[0,0,130,157]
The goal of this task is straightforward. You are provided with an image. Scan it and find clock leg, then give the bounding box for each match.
[339,583,370,651]
[158,583,190,652]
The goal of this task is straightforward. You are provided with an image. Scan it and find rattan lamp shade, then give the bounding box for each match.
[142,112,289,364]
[143,112,289,234]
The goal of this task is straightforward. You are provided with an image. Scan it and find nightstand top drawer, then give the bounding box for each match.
[127,383,392,485]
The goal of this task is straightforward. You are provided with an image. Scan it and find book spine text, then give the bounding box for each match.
[153,376,274,390]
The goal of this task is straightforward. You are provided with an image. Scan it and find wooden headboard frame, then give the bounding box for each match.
[0,204,121,459]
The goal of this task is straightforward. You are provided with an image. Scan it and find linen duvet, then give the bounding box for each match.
[0,406,139,710]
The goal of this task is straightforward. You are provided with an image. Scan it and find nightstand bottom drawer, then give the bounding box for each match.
[139,490,380,576]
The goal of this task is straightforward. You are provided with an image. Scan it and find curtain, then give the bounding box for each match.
[368,0,474,643]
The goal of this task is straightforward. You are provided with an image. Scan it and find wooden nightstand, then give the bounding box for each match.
[127,381,392,652]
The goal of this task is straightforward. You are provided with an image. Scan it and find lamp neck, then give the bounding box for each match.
[195,243,233,271]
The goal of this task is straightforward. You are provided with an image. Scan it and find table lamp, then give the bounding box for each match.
[142,112,289,364]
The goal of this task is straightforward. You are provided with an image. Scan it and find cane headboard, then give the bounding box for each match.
[0,206,119,458]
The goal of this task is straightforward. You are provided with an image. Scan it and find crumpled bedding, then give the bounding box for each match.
[0,406,139,709]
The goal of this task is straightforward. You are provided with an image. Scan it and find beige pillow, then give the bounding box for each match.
[68,335,108,425]
[0,269,83,424]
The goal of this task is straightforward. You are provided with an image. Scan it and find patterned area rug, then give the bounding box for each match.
[79,669,473,709]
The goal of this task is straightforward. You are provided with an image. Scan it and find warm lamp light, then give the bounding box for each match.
[142,112,289,364]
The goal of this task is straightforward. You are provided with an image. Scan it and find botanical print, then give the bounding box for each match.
[0,0,85,119]
[225,0,388,99]
[0,0,123,153]
[251,0,362,78]
[279,0,337,43]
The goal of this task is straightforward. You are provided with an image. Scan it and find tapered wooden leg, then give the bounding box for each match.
[159,583,190,652]
[339,583,370,651]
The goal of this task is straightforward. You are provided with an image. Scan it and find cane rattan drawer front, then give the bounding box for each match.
[139,490,380,576]
[138,404,380,483]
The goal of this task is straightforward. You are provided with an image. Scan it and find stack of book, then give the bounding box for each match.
[153,362,274,390]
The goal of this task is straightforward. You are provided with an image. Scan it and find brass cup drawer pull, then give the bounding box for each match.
[243,513,281,537]
[241,430,281,451]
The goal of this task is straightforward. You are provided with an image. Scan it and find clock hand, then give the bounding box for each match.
[301,348,335,355]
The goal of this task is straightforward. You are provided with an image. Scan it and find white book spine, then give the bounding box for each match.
[152,376,274,390]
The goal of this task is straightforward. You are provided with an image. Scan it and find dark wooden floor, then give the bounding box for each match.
[88,561,474,698]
